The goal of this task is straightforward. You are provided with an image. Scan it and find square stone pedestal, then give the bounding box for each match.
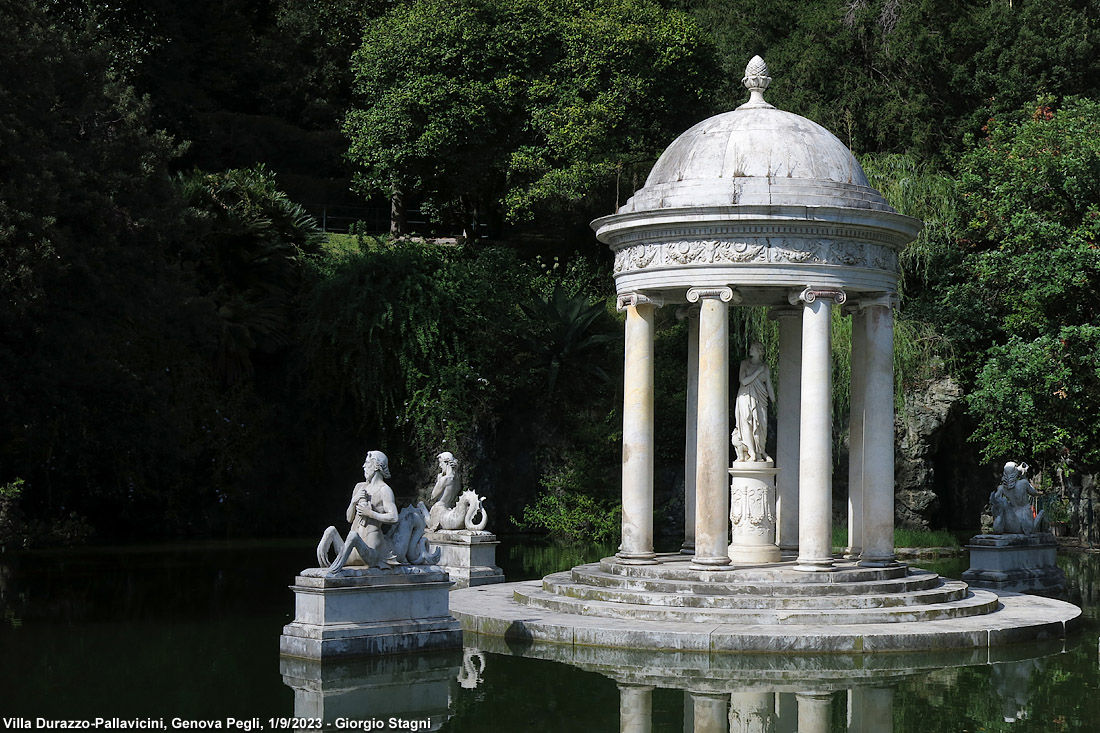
[962,533,1066,594]
[280,565,462,660]
[425,530,505,588]
[280,650,461,726]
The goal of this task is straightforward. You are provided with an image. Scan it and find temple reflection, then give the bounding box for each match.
[279,633,1071,731]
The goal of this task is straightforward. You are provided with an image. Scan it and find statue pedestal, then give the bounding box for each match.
[280,565,462,660]
[280,650,461,726]
[425,530,505,589]
[728,462,781,564]
[962,533,1066,594]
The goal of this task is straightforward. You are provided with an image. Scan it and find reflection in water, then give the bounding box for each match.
[280,651,464,731]
[459,631,1071,733]
[0,541,1096,730]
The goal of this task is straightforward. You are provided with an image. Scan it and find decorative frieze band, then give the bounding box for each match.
[686,286,741,304]
[616,292,665,311]
[612,238,899,275]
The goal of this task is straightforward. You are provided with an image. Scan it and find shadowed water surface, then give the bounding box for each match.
[0,540,1098,731]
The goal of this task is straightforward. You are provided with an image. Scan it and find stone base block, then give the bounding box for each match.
[963,533,1066,594]
[728,542,782,563]
[280,648,462,726]
[425,530,505,589]
[280,565,462,660]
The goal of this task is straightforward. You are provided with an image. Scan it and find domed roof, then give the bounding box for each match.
[617,57,894,214]
[592,57,922,301]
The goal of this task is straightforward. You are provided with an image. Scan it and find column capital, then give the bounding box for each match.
[686,286,742,304]
[788,287,847,306]
[675,304,701,321]
[767,305,802,322]
[857,292,899,311]
[616,292,664,311]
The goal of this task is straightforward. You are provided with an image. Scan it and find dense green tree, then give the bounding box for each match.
[180,166,326,385]
[677,0,1100,162]
[344,0,719,236]
[0,1,214,532]
[934,98,1100,463]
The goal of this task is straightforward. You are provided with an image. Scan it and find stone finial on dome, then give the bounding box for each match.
[737,55,775,111]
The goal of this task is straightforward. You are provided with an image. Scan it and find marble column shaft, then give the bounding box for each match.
[690,287,735,569]
[846,307,867,559]
[730,691,776,733]
[795,693,834,733]
[618,294,659,565]
[770,307,802,551]
[690,692,728,733]
[618,684,653,733]
[796,289,840,571]
[680,306,700,554]
[859,298,897,566]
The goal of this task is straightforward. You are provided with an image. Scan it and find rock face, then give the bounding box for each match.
[894,377,967,529]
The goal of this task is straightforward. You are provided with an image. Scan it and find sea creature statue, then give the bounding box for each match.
[429,489,489,532]
[387,503,441,565]
[315,450,440,574]
[427,451,461,531]
[990,461,1045,535]
[457,649,487,690]
[316,451,398,572]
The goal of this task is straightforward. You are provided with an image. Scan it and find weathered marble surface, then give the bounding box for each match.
[963,533,1067,593]
[990,462,1044,535]
[425,530,504,589]
[280,565,461,659]
[728,463,781,563]
[733,342,774,463]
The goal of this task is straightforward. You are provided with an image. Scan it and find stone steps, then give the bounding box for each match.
[597,556,910,583]
[572,563,943,597]
[545,571,970,610]
[513,581,1002,625]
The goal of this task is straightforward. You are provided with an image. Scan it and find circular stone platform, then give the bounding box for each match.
[449,554,1081,654]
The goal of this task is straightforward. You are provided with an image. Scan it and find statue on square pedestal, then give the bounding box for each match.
[990,461,1044,535]
[733,342,774,463]
[316,450,440,573]
[426,452,488,532]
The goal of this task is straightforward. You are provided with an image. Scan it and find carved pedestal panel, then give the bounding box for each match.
[728,462,782,563]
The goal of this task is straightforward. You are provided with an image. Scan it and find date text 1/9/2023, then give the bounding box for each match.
[269,720,432,732]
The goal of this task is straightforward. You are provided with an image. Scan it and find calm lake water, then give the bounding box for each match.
[1,539,1099,732]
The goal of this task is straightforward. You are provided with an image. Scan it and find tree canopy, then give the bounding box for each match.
[936,98,1100,463]
[344,0,719,235]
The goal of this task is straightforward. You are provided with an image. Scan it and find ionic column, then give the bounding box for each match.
[769,306,802,551]
[678,305,701,555]
[730,691,775,733]
[859,295,898,567]
[795,692,834,733]
[793,287,845,572]
[845,305,867,559]
[690,692,728,733]
[619,683,654,733]
[689,286,740,571]
[617,292,662,565]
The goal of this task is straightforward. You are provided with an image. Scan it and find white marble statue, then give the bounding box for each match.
[427,451,460,530]
[424,452,489,531]
[990,461,1045,535]
[429,489,489,532]
[733,342,775,462]
[316,451,441,573]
